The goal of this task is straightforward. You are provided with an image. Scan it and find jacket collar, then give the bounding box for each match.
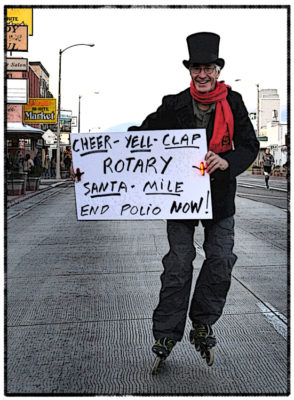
[174,88,197,129]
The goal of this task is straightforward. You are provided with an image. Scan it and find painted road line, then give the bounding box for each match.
[256,301,287,339]
[238,183,287,192]
[192,231,288,340]
[237,193,286,200]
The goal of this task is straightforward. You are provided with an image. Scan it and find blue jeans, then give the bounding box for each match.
[44,168,50,178]
[153,217,237,341]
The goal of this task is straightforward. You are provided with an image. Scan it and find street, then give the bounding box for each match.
[237,171,288,210]
[6,174,289,395]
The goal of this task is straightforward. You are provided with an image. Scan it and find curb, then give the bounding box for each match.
[7,180,71,208]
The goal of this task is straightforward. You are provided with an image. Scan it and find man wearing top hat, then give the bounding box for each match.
[130,32,259,366]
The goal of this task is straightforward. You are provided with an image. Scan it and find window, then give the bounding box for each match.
[18,139,32,150]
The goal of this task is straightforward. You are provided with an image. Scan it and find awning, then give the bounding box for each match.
[6,122,44,139]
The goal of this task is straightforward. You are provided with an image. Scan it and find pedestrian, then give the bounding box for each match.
[23,153,34,173]
[64,154,72,171]
[34,152,42,167]
[43,154,51,179]
[6,154,12,172]
[128,32,259,369]
[262,148,274,189]
[51,156,56,178]
[13,150,23,171]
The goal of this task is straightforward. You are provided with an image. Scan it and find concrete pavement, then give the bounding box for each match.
[6,181,289,395]
[7,178,71,208]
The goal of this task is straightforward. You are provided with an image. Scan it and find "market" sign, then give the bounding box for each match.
[23,98,57,124]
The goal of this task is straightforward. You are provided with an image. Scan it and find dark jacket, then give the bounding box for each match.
[262,152,274,167]
[128,87,259,222]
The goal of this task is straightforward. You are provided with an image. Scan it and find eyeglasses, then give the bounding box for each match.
[189,66,215,74]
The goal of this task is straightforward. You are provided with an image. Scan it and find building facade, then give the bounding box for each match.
[6,60,44,163]
[259,89,280,129]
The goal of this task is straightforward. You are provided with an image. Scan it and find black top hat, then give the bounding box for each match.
[183,32,225,69]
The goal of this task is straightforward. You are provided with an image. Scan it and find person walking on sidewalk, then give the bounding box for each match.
[262,148,274,189]
[128,32,259,365]
[34,152,42,167]
[23,154,34,173]
[13,150,23,172]
[43,154,51,179]
[51,157,56,178]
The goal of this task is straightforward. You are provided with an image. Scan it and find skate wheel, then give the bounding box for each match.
[151,356,162,375]
[200,350,206,359]
[190,329,195,344]
[205,348,214,366]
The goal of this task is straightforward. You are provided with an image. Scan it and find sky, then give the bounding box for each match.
[4,4,289,134]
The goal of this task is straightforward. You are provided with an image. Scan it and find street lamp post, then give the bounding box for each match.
[256,83,260,137]
[235,79,260,137]
[56,43,95,179]
[78,91,99,133]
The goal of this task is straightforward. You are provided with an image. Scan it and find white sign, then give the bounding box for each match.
[71,116,77,127]
[7,78,28,104]
[6,57,28,71]
[70,129,212,220]
[42,129,57,145]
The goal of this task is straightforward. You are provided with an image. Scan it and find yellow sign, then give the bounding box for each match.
[6,8,33,35]
[23,98,57,124]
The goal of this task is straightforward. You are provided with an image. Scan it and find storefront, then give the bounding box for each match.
[6,121,45,164]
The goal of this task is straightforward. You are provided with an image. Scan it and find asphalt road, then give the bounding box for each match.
[237,172,288,210]
[6,176,289,395]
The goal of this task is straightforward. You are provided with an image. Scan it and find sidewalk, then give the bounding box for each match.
[7,178,71,208]
[6,182,288,395]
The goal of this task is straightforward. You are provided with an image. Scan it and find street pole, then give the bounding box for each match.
[256,83,260,137]
[78,95,81,133]
[56,50,62,179]
[55,43,95,179]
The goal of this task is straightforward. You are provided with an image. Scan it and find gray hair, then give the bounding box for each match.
[189,64,221,72]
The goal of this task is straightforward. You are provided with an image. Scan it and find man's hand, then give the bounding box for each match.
[205,151,229,174]
[70,164,76,181]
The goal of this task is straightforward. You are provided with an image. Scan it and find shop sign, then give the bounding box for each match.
[6,57,28,71]
[23,98,57,124]
[6,25,28,52]
[50,110,72,132]
[60,110,72,132]
[6,8,33,35]
[71,116,77,127]
[42,129,57,145]
[61,133,70,145]
[7,78,28,104]
[7,104,22,121]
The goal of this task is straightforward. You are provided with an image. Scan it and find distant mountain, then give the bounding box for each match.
[103,122,139,132]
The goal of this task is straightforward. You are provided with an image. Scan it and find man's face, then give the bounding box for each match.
[190,64,220,93]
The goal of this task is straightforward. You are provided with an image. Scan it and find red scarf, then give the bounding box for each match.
[190,80,234,153]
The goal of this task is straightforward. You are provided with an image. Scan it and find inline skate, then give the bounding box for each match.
[190,323,216,366]
[151,337,176,374]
